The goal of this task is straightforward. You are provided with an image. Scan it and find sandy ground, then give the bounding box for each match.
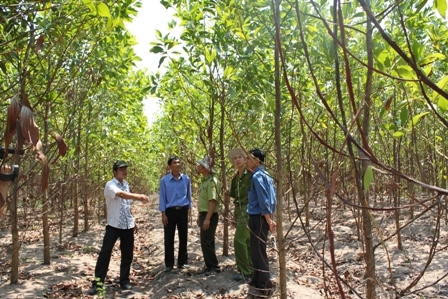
[0,198,322,298]
[1,196,448,298]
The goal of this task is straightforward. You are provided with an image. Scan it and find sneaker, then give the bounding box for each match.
[165,266,173,272]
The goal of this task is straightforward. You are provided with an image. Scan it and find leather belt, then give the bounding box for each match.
[167,205,189,210]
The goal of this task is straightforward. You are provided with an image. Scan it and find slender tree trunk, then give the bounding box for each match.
[84,119,89,232]
[219,93,229,256]
[9,158,20,283]
[273,0,286,297]
[42,102,51,264]
[360,0,376,296]
[73,112,82,237]
[394,140,403,250]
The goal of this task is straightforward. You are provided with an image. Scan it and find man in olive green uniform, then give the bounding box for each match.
[228,148,253,282]
[197,156,221,276]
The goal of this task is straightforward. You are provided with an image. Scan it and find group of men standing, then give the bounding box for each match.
[88,147,277,298]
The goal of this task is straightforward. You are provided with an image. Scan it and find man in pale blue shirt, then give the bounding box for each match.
[246,148,277,297]
[159,156,192,272]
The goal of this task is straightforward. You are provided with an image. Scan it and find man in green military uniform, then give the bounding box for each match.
[197,156,222,276]
[228,148,253,282]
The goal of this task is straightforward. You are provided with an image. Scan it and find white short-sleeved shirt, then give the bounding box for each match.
[104,177,135,229]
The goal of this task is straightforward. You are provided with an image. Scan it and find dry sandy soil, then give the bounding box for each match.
[0,196,322,299]
[0,195,448,298]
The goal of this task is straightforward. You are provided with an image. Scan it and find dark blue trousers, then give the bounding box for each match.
[164,207,189,267]
[249,215,273,290]
[93,225,134,286]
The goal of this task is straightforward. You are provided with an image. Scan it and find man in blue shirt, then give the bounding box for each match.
[246,148,277,297]
[159,156,192,272]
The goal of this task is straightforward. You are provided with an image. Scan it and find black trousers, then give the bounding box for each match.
[199,212,219,270]
[249,215,273,290]
[164,207,189,267]
[93,225,134,286]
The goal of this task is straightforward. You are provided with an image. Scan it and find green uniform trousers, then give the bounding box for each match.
[234,204,252,276]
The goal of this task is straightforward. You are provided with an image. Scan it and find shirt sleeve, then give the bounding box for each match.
[207,178,218,201]
[187,177,192,209]
[252,173,273,215]
[159,178,167,212]
[104,181,120,200]
[229,176,236,199]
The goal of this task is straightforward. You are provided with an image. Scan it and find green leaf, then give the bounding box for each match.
[363,165,373,195]
[223,66,234,78]
[393,131,405,138]
[158,56,167,68]
[205,48,216,64]
[97,3,111,18]
[419,53,446,66]
[396,66,416,80]
[438,97,448,111]
[400,107,408,126]
[411,112,429,126]
[432,75,448,103]
[82,0,96,14]
[150,46,164,54]
[435,0,447,17]
[437,75,448,89]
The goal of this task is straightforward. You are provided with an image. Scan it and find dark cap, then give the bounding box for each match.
[249,148,265,163]
[167,155,180,165]
[113,160,128,170]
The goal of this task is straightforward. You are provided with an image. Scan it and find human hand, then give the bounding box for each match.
[202,219,210,231]
[269,220,276,233]
[139,194,149,203]
[162,213,168,226]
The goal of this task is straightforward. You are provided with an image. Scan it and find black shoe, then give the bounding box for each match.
[87,285,97,295]
[234,273,252,282]
[204,267,220,276]
[121,283,132,290]
[178,264,190,269]
[165,266,173,272]
[260,282,276,297]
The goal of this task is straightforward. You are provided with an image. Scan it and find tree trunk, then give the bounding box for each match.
[273,0,286,297]
[73,112,82,237]
[42,102,51,264]
[7,160,20,283]
[84,117,89,232]
[360,0,376,296]
[219,92,229,256]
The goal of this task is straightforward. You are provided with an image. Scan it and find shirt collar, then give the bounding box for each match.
[253,165,265,173]
[202,174,212,181]
[169,172,183,180]
[112,177,127,187]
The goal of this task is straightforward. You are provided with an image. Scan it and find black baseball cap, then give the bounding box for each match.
[249,148,265,163]
[113,160,128,170]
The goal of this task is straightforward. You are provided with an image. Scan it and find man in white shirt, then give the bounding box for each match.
[88,160,149,295]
